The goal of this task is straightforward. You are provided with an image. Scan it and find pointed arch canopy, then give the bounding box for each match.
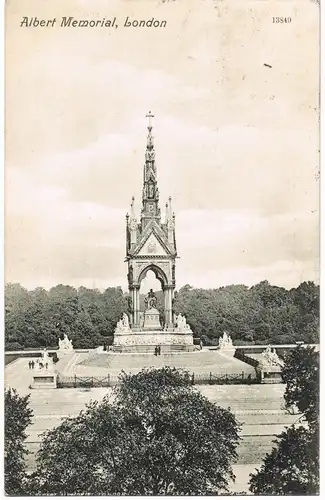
[137,263,168,289]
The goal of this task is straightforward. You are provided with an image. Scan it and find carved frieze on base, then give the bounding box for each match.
[113,332,194,346]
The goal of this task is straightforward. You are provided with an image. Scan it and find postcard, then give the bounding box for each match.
[5,0,319,495]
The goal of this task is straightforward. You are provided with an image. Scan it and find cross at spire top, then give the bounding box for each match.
[146,111,154,129]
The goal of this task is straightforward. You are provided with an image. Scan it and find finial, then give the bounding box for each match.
[146,110,154,130]
[131,197,135,216]
[166,197,172,218]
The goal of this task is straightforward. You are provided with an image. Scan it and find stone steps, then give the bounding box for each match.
[111,344,197,354]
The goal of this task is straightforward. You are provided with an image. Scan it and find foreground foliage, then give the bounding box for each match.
[5,389,33,495]
[282,345,319,430]
[28,367,240,495]
[249,346,319,495]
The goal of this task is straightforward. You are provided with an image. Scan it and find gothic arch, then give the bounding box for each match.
[137,263,168,289]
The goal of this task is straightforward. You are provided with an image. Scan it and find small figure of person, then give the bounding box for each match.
[158,345,161,356]
[200,339,203,351]
[45,362,48,370]
[31,360,35,369]
[154,346,158,356]
[28,361,32,369]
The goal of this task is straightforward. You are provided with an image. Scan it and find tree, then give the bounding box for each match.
[30,368,240,495]
[5,389,33,495]
[282,345,319,429]
[249,426,318,495]
[249,345,319,495]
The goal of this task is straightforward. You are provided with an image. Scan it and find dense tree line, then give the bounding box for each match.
[174,280,319,346]
[5,280,319,350]
[5,284,128,350]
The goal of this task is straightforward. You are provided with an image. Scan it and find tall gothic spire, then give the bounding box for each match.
[141,111,160,226]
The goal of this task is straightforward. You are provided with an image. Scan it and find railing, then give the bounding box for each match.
[57,374,113,388]
[56,371,259,389]
[235,348,260,368]
[234,349,263,382]
[192,371,259,385]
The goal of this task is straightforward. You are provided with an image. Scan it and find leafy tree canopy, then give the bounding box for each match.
[249,345,319,495]
[5,283,127,350]
[5,389,33,495]
[249,426,318,495]
[29,367,240,496]
[282,345,319,429]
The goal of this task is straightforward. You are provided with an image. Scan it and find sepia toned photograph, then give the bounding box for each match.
[4,0,319,495]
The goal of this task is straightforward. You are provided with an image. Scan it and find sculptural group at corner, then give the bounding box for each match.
[115,312,132,333]
[218,331,233,349]
[175,313,192,333]
[58,333,73,351]
[261,345,282,367]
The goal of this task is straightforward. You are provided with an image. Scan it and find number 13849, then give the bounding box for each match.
[272,17,292,23]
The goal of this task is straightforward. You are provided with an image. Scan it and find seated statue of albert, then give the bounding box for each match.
[144,289,157,309]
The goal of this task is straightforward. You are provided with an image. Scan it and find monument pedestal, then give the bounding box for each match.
[112,329,195,353]
[31,370,57,389]
[143,308,161,330]
[112,307,194,353]
[260,365,282,384]
[219,346,236,357]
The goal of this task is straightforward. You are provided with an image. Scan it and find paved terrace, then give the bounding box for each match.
[5,354,301,493]
[74,350,256,378]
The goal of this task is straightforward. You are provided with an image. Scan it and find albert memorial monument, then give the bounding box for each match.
[112,113,194,352]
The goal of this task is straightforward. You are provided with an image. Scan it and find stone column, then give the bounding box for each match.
[164,287,169,327]
[131,287,139,327]
[164,286,173,328]
[168,288,174,326]
[132,288,136,326]
[134,286,140,327]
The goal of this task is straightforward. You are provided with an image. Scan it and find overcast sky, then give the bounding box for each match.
[6,0,319,292]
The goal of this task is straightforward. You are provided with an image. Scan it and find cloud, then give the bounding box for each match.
[177,259,319,291]
[5,0,319,290]
[176,208,318,283]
